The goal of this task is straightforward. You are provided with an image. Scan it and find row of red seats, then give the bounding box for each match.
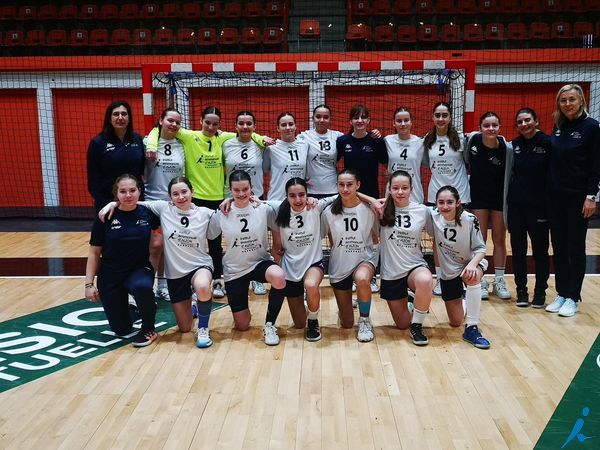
[0,2,286,21]
[347,21,599,42]
[1,27,284,47]
[349,0,600,16]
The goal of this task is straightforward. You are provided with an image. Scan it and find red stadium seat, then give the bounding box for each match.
[26,30,45,46]
[111,29,131,45]
[589,0,600,10]
[46,29,68,46]
[0,6,16,20]
[397,24,417,42]
[197,28,217,46]
[507,22,528,39]
[573,21,594,37]
[182,3,202,19]
[458,0,478,13]
[373,0,392,15]
[530,22,550,39]
[542,0,562,11]
[551,21,572,38]
[120,4,139,19]
[176,28,196,45]
[563,0,585,12]
[38,5,58,20]
[58,4,78,19]
[394,0,413,14]
[5,30,24,45]
[141,4,160,19]
[485,23,504,40]
[374,24,394,43]
[351,0,371,16]
[133,29,152,45]
[479,0,497,13]
[346,24,372,42]
[499,0,520,13]
[219,27,240,46]
[69,29,89,46]
[521,0,542,13]
[240,27,262,45]
[418,24,438,42]
[441,23,462,42]
[99,5,119,19]
[263,27,283,46]
[245,2,263,18]
[18,6,36,20]
[80,4,99,19]
[89,29,110,46]
[416,0,434,14]
[265,1,284,17]
[299,20,321,37]
[224,2,243,18]
[436,0,455,14]
[463,23,484,41]
[203,2,222,19]
[161,3,179,18]
[153,28,174,45]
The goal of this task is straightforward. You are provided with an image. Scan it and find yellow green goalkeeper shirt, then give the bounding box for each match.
[146,127,265,201]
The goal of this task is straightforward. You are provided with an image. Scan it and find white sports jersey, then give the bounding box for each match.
[141,200,213,279]
[384,134,425,203]
[321,202,378,283]
[223,138,265,198]
[298,129,343,195]
[425,135,470,203]
[430,209,488,279]
[264,139,309,200]
[379,202,432,280]
[207,202,276,281]
[269,196,336,282]
[144,138,185,201]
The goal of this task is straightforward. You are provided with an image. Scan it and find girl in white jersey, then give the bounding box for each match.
[321,169,379,343]
[298,104,344,197]
[423,102,470,297]
[144,108,185,301]
[431,185,491,349]
[208,170,286,346]
[99,176,215,348]
[378,170,433,346]
[384,108,425,203]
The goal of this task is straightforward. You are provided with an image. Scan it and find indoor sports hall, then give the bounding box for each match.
[0,1,599,448]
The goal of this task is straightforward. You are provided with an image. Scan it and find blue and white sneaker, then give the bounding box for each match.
[558,298,579,317]
[196,327,213,348]
[191,292,198,318]
[463,325,490,349]
[251,280,267,295]
[545,295,566,313]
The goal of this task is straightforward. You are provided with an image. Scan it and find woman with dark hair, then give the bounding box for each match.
[85,174,159,347]
[87,100,145,211]
[506,108,551,308]
[545,84,600,317]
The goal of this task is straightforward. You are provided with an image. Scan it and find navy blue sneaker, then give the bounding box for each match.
[462,325,490,349]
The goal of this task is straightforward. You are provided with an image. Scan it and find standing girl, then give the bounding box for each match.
[207,170,286,345]
[466,112,511,300]
[321,169,379,342]
[85,174,159,347]
[506,108,551,308]
[378,170,433,345]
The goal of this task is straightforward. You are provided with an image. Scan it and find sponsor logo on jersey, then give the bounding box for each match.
[470,146,478,155]
[532,146,546,154]
[514,145,521,154]
[105,143,115,152]
[345,144,352,152]
[570,131,582,139]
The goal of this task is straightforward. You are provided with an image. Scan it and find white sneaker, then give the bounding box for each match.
[128,294,137,307]
[352,282,357,292]
[156,286,170,302]
[370,277,380,293]
[251,280,267,295]
[545,295,566,313]
[263,322,280,346]
[357,317,374,342]
[480,278,489,300]
[493,278,511,300]
[196,327,213,348]
[433,279,442,296]
[558,298,579,317]
[212,282,226,299]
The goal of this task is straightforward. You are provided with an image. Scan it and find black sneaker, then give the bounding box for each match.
[532,293,546,309]
[132,330,157,347]
[306,319,321,342]
[516,290,530,307]
[409,323,429,346]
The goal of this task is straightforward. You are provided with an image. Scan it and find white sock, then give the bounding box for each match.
[412,308,427,325]
[465,284,481,327]
[307,309,319,320]
[435,267,442,280]
[157,278,167,289]
[494,267,505,281]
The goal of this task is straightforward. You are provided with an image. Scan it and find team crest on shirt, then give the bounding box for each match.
[345,144,352,152]
[363,145,373,153]
[105,143,115,152]
[136,219,149,226]
[570,131,582,139]
[532,146,546,154]
[470,146,478,155]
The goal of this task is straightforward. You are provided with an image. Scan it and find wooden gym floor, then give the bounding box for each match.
[0,229,599,449]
